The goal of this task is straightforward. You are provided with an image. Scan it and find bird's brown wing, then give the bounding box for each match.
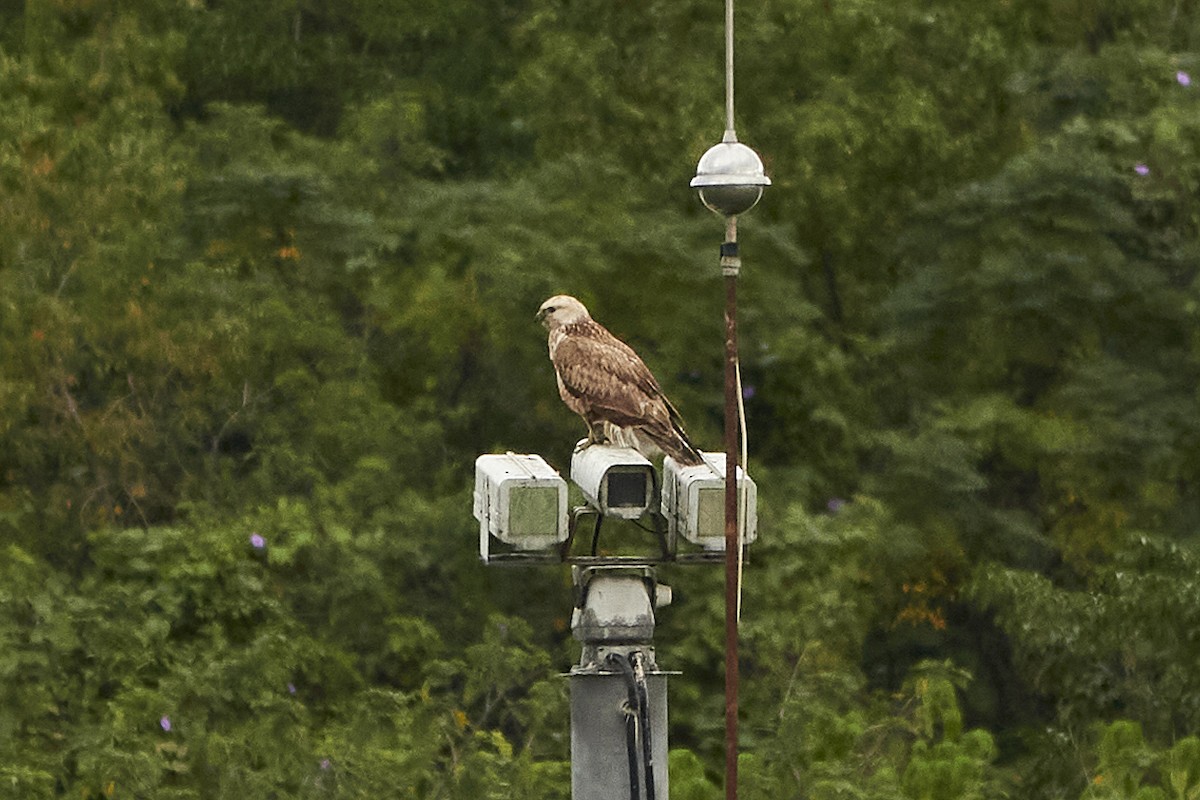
[552,323,669,429]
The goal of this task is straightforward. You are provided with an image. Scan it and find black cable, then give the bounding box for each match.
[630,651,657,800]
[650,506,670,560]
[648,470,670,558]
[590,512,604,556]
[605,653,642,800]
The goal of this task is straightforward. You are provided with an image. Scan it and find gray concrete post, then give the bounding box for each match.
[569,568,670,800]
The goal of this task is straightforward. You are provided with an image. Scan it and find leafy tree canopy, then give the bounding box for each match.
[2,0,1200,797]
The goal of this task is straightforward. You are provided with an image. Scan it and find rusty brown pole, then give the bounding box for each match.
[722,214,740,800]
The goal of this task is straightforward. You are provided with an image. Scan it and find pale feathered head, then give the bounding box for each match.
[536,295,591,330]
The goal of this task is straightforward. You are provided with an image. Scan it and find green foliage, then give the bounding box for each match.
[902,730,997,800]
[1077,722,1200,800]
[3,0,1200,797]
[671,748,722,800]
[971,536,1200,739]
[0,527,566,796]
[1164,738,1200,800]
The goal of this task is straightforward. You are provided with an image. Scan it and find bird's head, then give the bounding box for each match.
[536,295,591,330]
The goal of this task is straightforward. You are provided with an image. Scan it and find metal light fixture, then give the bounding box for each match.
[473,453,569,561]
[690,135,770,218]
[662,452,758,552]
[689,0,770,221]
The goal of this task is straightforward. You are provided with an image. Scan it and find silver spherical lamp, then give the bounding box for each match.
[690,136,771,218]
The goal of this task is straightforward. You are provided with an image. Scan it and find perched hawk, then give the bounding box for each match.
[536,294,704,466]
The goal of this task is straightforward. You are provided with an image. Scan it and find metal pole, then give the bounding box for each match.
[722,214,740,800]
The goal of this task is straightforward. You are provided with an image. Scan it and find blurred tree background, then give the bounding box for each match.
[2,0,1200,797]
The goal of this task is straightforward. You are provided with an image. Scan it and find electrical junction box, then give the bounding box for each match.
[570,443,656,520]
[661,452,757,551]
[473,453,568,560]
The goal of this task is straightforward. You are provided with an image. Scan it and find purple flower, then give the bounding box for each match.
[741,384,757,400]
[287,682,297,695]
[1178,70,1192,87]
[320,758,332,770]
[250,533,265,549]
[826,497,846,514]
[160,715,172,732]
[1134,163,1150,176]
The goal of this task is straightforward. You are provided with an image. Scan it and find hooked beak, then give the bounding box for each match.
[535,308,548,324]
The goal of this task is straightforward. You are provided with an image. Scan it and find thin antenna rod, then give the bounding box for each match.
[724,0,736,140]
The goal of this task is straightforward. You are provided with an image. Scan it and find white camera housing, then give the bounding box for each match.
[570,443,656,520]
[661,452,757,551]
[474,453,568,560]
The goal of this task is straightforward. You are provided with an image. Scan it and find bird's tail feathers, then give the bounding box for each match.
[649,423,705,467]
